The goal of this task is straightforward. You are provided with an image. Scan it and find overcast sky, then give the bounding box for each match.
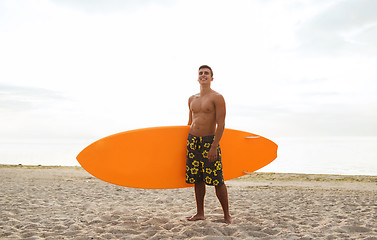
[1,0,377,141]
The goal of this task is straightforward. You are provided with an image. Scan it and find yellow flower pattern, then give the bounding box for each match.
[190,143,195,150]
[205,176,212,185]
[185,134,224,187]
[190,168,198,175]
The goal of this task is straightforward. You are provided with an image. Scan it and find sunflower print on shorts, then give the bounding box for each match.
[185,134,224,186]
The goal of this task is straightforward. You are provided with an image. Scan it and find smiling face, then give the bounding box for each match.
[198,67,213,85]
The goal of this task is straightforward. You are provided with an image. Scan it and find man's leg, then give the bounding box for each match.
[188,181,206,221]
[215,183,232,224]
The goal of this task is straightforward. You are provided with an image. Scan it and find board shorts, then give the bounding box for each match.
[185,134,224,186]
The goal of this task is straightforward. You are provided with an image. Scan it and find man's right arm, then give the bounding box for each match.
[188,96,193,126]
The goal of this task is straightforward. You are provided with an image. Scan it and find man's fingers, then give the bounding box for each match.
[209,154,217,162]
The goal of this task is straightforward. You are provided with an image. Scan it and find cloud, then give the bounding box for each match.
[228,93,377,137]
[49,0,178,14]
[297,0,377,56]
[1,0,376,139]
[0,84,66,112]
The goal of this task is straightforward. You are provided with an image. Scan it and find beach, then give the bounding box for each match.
[1,165,376,240]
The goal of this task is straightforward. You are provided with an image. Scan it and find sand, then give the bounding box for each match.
[1,165,376,240]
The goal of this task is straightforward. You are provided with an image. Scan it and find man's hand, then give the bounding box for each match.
[208,146,218,162]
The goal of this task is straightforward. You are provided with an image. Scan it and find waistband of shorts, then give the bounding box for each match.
[188,134,215,141]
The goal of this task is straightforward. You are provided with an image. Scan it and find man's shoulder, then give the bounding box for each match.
[210,90,224,100]
[189,93,200,100]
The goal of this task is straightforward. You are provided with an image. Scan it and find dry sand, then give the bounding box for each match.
[1,165,376,240]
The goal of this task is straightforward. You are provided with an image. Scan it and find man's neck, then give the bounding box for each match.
[200,85,212,96]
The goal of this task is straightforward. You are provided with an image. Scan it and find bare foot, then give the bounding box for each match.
[224,216,233,224]
[187,214,206,221]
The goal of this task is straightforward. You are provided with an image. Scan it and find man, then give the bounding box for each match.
[186,65,232,224]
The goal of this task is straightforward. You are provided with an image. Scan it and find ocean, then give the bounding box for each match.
[1,137,377,176]
[262,136,377,176]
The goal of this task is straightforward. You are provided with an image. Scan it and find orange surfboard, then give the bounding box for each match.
[76,126,278,189]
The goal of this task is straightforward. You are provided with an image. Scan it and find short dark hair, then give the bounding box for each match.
[199,65,213,77]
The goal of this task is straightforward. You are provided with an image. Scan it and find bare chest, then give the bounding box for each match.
[190,96,215,114]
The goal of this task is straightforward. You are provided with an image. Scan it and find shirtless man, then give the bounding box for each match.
[186,65,232,224]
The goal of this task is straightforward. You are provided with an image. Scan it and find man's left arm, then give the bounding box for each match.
[208,94,226,162]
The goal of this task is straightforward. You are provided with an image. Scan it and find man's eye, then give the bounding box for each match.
[199,71,210,75]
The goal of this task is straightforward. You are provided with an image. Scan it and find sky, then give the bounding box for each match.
[1,0,377,142]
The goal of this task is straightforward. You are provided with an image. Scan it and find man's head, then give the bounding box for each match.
[198,65,214,86]
[199,65,213,77]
